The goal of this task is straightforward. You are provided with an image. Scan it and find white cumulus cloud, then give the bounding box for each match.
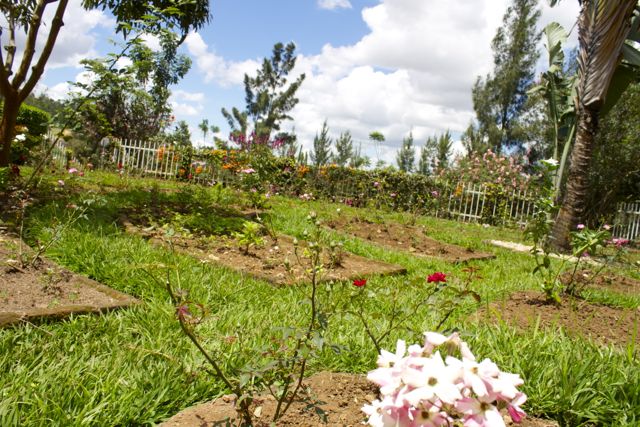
[170,90,205,117]
[318,0,352,10]
[184,33,260,86]
[180,0,579,164]
[0,0,113,93]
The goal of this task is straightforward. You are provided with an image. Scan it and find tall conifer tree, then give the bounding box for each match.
[311,120,332,167]
[396,132,416,172]
[333,131,354,167]
[472,0,541,153]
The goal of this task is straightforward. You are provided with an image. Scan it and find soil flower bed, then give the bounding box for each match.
[478,291,640,347]
[160,372,558,427]
[327,216,494,263]
[0,231,138,327]
[559,269,640,297]
[120,217,406,286]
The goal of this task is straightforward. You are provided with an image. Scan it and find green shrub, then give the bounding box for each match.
[0,102,51,164]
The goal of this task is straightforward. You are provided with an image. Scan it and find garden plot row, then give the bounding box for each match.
[118,208,494,286]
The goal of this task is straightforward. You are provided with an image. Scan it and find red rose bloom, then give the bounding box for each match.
[353,279,367,287]
[427,272,446,284]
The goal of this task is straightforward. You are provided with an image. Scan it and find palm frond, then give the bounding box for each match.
[577,0,637,107]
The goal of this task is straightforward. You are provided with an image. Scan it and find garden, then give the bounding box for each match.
[2,0,640,426]
[1,164,639,426]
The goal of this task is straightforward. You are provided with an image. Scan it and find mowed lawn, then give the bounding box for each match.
[1,171,639,426]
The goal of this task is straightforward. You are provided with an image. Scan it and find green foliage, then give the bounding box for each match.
[310,120,332,167]
[368,131,385,165]
[436,130,453,170]
[70,33,191,146]
[525,160,562,303]
[527,22,577,193]
[0,102,51,163]
[472,0,541,153]
[83,0,211,41]
[417,136,437,175]
[333,131,354,167]
[221,107,249,137]
[15,103,52,137]
[3,170,639,426]
[198,118,209,144]
[349,142,370,169]
[234,221,265,255]
[170,120,192,148]
[584,82,640,221]
[461,123,489,158]
[24,92,66,119]
[0,0,209,167]
[395,132,415,172]
[273,131,300,159]
[440,149,530,191]
[231,42,305,140]
[0,166,10,192]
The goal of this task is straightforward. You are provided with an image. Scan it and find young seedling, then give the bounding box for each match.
[234,221,265,255]
[153,212,333,425]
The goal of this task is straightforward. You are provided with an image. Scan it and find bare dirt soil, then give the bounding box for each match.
[160,371,558,427]
[120,216,406,286]
[478,291,639,347]
[327,216,494,263]
[559,269,640,297]
[0,231,138,327]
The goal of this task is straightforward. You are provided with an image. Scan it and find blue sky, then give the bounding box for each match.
[29,0,580,163]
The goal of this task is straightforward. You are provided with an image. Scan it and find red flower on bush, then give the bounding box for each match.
[427,272,446,284]
[353,279,367,287]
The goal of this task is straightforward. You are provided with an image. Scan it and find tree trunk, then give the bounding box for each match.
[550,105,598,250]
[0,93,20,167]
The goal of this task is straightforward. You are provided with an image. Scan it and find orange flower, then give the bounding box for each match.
[195,165,203,174]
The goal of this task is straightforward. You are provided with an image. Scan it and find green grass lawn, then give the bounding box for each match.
[1,171,639,426]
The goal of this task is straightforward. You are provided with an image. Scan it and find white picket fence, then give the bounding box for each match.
[440,182,537,226]
[111,138,230,185]
[612,201,640,241]
[50,137,68,169]
[49,137,639,241]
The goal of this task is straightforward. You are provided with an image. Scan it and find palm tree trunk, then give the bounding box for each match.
[550,105,598,250]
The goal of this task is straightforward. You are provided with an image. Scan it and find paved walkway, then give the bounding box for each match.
[487,240,601,266]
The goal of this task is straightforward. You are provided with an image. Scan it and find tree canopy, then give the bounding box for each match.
[223,42,305,142]
[471,0,541,153]
[0,0,210,166]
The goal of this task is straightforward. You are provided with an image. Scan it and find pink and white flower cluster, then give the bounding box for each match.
[363,332,527,427]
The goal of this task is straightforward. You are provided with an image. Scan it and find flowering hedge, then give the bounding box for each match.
[439,149,531,192]
[260,160,447,214]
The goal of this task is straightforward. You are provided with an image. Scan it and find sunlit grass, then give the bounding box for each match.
[1,171,638,426]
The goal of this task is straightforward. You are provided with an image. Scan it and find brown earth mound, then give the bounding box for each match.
[0,231,138,327]
[160,372,557,427]
[478,291,639,347]
[120,217,406,286]
[327,216,494,263]
[559,269,640,296]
